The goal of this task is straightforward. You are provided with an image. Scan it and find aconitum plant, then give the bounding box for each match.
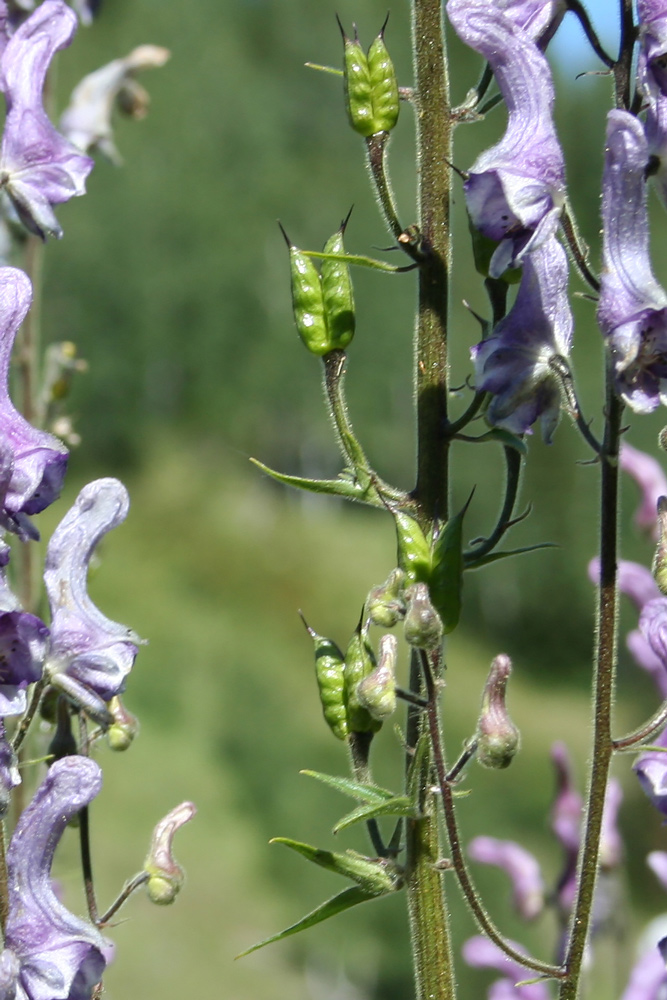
[242,2,667,998]
[0,2,195,999]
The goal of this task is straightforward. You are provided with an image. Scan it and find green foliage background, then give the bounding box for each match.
[17,1,667,997]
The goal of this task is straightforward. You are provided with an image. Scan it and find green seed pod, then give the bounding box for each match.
[280,224,329,355]
[344,624,382,733]
[365,567,406,628]
[403,583,443,650]
[366,25,399,134]
[653,496,667,596]
[320,211,355,351]
[340,18,399,137]
[300,613,348,740]
[357,634,397,721]
[393,510,431,586]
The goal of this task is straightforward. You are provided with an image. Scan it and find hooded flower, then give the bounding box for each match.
[446,0,565,276]
[0,0,93,239]
[468,836,544,920]
[472,237,572,441]
[0,269,67,530]
[60,45,170,164]
[44,479,140,712]
[598,110,667,411]
[0,755,109,1000]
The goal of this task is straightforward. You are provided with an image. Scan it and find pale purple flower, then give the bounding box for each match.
[0,0,94,239]
[634,727,667,815]
[0,269,67,528]
[550,741,581,912]
[648,850,667,889]
[492,0,564,42]
[599,778,623,870]
[60,45,170,164]
[462,936,550,1000]
[638,0,667,207]
[620,442,667,537]
[598,110,667,412]
[44,479,140,712]
[446,0,565,276]
[468,836,544,919]
[0,756,109,1000]
[640,596,667,666]
[472,237,572,441]
[620,946,667,1000]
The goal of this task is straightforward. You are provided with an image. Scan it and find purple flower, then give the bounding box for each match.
[60,45,170,164]
[446,0,565,276]
[598,110,667,412]
[0,720,19,815]
[0,0,93,239]
[620,946,667,1000]
[640,595,667,666]
[620,442,667,537]
[634,727,667,815]
[493,0,564,42]
[638,1,667,206]
[468,836,544,919]
[44,479,140,712]
[472,237,572,441]
[462,936,550,1000]
[0,269,67,529]
[0,756,109,1000]
[599,778,623,870]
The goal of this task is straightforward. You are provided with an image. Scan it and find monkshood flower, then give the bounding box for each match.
[0,755,109,1000]
[598,110,667,412]
[472,237,572,442]
[446,0,565,276]
[60,45,170,164]
[0,269,67,531]
[634,727,667,815]
[43,478,140,714]
[620,442,667,538]
[493,0,565,43]
[468,836,544,919]
[0,0,94,239]
[462,936,550,1000]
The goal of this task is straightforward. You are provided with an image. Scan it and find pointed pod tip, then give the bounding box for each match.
[277,220,293,249]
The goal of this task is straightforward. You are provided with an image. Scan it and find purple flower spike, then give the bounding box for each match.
[634,727,667,815]
[462,936,550,999]
[598,110,667,411]
[446,0,565,276]
[620,443,667,537]
[468,836,544,920]
[0,755,109,1000]
[44,478,140,707]
[0,0,94,239]
[472,237,572,441]
[0,269,67,526]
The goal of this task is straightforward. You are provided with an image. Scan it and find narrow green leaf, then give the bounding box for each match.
[250,458,382,506]
[333,796,416,834]
[270,838,398,892]
[300,769,395,804]
[304,250,408,273]
[236,886,379,958]
[464,542,557,569]
[465,428,527,454]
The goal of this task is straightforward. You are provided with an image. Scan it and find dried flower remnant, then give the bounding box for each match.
[61,45,171,164]
[144,801,196,905]
[0,0,93,239]
[447,0,565,276]
[0,756,110,1000]
[472,237,572,441]
[44,478,140,711]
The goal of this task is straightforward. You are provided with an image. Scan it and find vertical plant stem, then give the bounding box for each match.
[558,367,621,1000]
[405,3,455,1000]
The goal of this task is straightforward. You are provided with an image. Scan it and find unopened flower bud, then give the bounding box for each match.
[340,17,399,137]
[106,695,139,751]
[144,801,196,905]
[403,583,443,650]
[476,654,520,769]
[357,634,397,721]
[653,496,667,595]
[365,568,406,627]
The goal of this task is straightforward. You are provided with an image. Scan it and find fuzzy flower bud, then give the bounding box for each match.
[365,568,406,628]
[403,583,443,650]
[106,695,139,751]
[356,633,397,721]
[476,654,520,769]
[144,801,196,905]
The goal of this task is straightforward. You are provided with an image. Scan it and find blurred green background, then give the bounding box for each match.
[16,1,667,997]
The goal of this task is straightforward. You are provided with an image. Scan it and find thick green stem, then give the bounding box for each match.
[404,3,455,999]
[558,371,621,1000]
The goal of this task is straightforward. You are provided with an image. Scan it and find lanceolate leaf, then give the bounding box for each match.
[269,837,398,892]
[333,796,417,834]
[464,542,557,570]
[250,458,383,506]
[236,886,381,958]
[300,769,396,804]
